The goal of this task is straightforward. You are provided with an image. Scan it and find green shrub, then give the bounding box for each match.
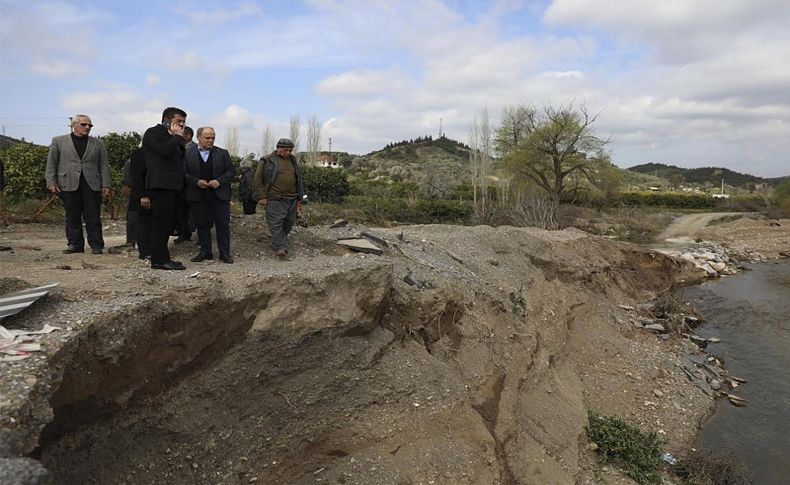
[0,142,49,201]
[586,411,663,485]
[349,178,419,198]
[301,166,351,203]
[346,196,471,224]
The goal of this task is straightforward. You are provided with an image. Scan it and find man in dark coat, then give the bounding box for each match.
[253,138,304,258]
[183,126,235,263]
[142,107,187,270]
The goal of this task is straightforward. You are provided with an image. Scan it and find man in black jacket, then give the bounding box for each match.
[142,107,187,270]
[183,126,235,263]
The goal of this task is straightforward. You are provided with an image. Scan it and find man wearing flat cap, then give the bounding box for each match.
[253,138,304,258]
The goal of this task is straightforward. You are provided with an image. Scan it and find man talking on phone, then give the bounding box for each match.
[142,107,188,270]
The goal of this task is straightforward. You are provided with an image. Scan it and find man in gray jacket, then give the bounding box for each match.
[45,114,111,254]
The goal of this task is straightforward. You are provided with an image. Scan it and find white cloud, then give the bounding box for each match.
[145,74,161,86]
[29,61,90,78]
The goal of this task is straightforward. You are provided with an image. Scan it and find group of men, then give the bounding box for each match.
[45,107,305,270]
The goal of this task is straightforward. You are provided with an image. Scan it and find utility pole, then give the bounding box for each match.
[328,137,332,166]
[439,118,443,138]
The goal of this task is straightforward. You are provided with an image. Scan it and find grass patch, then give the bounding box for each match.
[586,411,663,485]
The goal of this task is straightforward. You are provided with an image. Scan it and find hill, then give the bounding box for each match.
[0,134,28,150]
[346,135,474,183]
[627,162,786,188]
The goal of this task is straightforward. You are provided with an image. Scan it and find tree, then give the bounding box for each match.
[420,160,454,199]
[495,104,535,157]
[0,142,49,200]
[99,132,142,218]
[774,180,790,216]
[260,125,274,156]
[289,115,301,152]
[306,115,322,166]
[501,103,609,223]
[468,108,493,221]
[100,132,141,170]
[224,127,240,158]
[668,173,685,190]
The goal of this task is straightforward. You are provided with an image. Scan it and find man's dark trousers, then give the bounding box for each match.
[61,174,103,250]
[136,208,152,258]
[149,189,177,264]
[196,194,230,257]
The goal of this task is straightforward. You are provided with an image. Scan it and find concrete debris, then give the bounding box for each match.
[660,241,759,278]
[337,239,383,255]
[644,323,666,333]
[360,231,389,248]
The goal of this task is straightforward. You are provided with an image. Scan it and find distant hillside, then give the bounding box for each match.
[347,135,475,183]
[627,162,784,187]
[0,134,28,150]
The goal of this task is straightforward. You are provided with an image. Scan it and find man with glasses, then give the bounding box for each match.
[142,107,188,270]
[253,138,304,258]
[45,114,111,254]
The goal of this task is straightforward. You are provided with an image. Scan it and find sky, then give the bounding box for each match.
[1,0,789,177]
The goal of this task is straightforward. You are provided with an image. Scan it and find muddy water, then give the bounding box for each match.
[682,260,790,484]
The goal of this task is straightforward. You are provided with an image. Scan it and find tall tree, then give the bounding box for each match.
[260,125,274,156]
[289,115,301,153]
[468,108,493,220]
[306,115,322,165]
[224,126,240,158]
[501,103,609,222]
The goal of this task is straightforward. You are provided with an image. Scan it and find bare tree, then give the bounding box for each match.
[468,108,494,221]
[224,126,240,158]
[306,115,322,165]
[501,103,609,211]
[289,115,301,153]
[260,125,274,156]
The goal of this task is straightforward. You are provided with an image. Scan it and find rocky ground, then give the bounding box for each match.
[0,212,788,484]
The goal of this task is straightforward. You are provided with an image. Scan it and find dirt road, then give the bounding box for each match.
[657,212,741,240]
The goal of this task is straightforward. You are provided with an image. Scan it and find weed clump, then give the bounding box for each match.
[586,411,663,485]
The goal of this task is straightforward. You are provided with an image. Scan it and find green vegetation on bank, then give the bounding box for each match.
[586,411,663,485]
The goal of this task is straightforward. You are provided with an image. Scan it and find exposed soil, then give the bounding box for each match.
[1,213,788,484]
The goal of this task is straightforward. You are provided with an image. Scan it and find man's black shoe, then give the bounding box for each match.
[139,253,151,260]
[91,248,104,254]
[190,252,213,262]
[220,254,234,264]
[63,246,84,254]
[151,261,186,270]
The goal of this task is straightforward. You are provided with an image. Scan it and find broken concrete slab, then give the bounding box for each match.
[337,239,383,255]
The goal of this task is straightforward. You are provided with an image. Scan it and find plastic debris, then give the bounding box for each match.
[0,323,61,361]
[661,452,678,465]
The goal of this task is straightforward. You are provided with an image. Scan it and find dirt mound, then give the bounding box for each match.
[2,220,721,484]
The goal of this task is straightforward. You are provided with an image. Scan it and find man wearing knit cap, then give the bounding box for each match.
[253,138,304,258]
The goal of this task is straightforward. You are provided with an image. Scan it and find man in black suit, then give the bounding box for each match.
[184,126,235,263]
[142,107,187,270]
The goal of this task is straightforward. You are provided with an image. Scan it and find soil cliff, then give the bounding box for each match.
[2,217,782,484]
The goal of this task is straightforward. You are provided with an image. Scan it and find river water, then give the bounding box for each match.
[681,260,790,484]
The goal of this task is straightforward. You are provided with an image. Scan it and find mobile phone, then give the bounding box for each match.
[162,119,172,128]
